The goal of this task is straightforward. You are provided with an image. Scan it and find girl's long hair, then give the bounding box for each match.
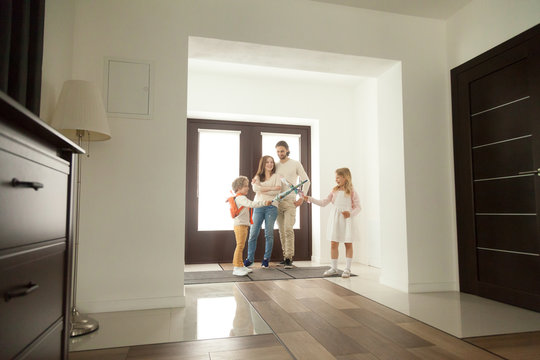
[333,167,354,195]
[255,155,276,182]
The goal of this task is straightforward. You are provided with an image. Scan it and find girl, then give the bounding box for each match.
[305,168,361,278]
[244,156,281,268]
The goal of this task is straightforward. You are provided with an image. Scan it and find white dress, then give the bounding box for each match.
[326,191,356,243]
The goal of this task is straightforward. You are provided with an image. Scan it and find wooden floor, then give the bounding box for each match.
[69,279,540,360]
[464,332,540,360]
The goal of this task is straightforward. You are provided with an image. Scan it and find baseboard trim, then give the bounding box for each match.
[380,275,409,293]
[78,295,185,313]
[380,275,458,293]
[408,281,458,293]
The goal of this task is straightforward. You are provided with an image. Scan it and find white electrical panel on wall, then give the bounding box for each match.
[104,58,154,119]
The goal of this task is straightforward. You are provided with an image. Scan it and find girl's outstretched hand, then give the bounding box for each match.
[342,211,351,218]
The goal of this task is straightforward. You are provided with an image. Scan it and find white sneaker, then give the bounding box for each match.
[233,267,249,276]
[323,268,338,277]
[341,269,351,278]
[243,266,253,273]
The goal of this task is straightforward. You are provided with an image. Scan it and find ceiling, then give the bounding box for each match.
[189,37,398,79]
[189,1,473,80]
[311,0,471,19]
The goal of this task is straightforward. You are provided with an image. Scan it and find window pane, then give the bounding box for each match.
[198,129,240,231]
[261,133,302,229]
[261,133,300,161]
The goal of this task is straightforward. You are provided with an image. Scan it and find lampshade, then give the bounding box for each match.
[50,80,111,141]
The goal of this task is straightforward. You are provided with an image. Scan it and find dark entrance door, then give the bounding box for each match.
[185,119,312,264]
[451,24,540,311]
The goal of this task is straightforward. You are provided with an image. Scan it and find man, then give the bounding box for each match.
[275,140,310,269]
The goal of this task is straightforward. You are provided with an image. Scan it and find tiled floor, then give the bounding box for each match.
[69,261,540,354]
[324,262,540,338]
[69,282,272,352]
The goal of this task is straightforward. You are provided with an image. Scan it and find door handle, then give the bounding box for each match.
[518,168,540,176]
[4,282,39,302]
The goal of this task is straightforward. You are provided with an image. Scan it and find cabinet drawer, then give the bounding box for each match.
[16,320,63,360]
[0,147,69,250]
[0,242,65,360]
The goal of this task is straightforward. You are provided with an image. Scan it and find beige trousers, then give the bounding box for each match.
[277,199,296,259]
[233,225,249,267]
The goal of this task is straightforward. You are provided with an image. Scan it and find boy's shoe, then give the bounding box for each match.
[323,268,338,277]
[233,267,249,276]
[279,259,286,265]
[261,259,269,268]
[341,269,351,278]
[243,259,253,267]
[284,258,293,269]
[243,266,253,273]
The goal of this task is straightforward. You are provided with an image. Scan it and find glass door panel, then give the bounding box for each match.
[261,133,301,160]
[186,119,311,264]
[197,129,240,231]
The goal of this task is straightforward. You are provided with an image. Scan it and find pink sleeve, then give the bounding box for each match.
[350,191,362,216]
[309,192,333,207]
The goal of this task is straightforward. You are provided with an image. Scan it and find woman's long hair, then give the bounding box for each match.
[333,167,354,195]
[255,155,276,182]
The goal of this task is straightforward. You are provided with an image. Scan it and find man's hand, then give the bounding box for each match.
[294,197,304,207]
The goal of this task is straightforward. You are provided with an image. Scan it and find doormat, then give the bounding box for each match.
[184,266,355,285]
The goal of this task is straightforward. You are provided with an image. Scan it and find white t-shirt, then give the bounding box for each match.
[275,158,310,200]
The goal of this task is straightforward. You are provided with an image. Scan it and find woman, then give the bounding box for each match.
[244,155,281,268]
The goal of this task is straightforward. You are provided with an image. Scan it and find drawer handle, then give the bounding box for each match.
[4,282,40,302]
[11,178,44,191]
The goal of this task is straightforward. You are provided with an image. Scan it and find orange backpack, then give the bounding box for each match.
[226,193,245,218]
[226,193,253,223]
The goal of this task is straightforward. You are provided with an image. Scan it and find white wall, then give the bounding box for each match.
[447,0,540,69]
[377,64,409,291]
[40,0,75,120]
[69,0,189,312]
[354,78,380,267]
[188,60,380,266]
[39,0,540,312]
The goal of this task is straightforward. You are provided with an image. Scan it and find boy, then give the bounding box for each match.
[230,176,271,276]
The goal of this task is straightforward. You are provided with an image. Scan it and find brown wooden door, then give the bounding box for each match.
[451,24,540,311]
[185,119,312,264]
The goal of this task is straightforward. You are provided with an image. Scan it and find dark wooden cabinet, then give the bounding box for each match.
[0,91,82,359]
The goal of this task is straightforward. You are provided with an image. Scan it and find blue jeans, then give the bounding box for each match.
[246,205,278,262]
